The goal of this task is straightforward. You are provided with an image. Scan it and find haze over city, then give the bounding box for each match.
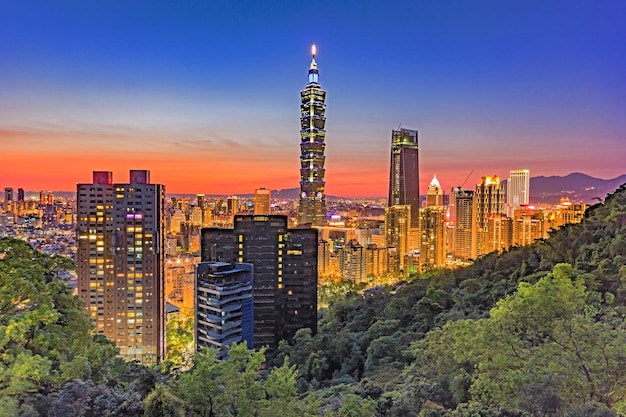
[1,0,625,196]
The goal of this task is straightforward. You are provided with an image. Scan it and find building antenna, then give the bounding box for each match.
[397,123,402,130]
[460,169,475,189]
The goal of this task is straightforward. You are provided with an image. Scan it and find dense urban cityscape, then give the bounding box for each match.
[2,1,626,414]
[1,47,594,364]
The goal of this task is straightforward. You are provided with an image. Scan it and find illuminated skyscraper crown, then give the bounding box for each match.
[298,45,327,226]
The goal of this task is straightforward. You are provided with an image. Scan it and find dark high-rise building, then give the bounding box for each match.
[201,215,317,351]
[298,45,327,226]
[77,170,165,364]
[17,188,24,202]
[388,128,420,227]
[195,261,254,357]
[4,187,13,202]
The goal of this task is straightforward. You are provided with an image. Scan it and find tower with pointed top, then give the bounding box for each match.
[426,175,443,207]
[298,45,327,226]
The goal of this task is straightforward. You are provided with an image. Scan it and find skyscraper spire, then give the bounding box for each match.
[298,45,327,226]
[308,44,319,83]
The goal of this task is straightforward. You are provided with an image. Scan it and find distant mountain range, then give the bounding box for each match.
[526,172,626,205]
[272,173,626,204]
[5,173,625,205]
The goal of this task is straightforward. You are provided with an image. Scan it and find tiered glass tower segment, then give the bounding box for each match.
[298,45,327,226]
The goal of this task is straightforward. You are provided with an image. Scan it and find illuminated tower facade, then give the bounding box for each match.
[298,45,327,226]
[451,188,474,260]
[77,170,166,364]
[507,169,530,215]
[474,176,505,257]
[388,128,420,227]
[426,175,443,207]
[385,205,411,271]
[419,206,447,269]
[254,188,271,215]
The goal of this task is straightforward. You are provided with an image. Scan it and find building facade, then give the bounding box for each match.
[201,215,317,351]
[451,188,474,260]
[385,205,411,271]
[507,169,530,215]
[474,176,505,257]
[426,175,443,207]
[388,128,420,227]
[419,206,447,269]
[254,188,271,215]
[298,45,327,226]
[195,262,254,357]
[77,170,165,364]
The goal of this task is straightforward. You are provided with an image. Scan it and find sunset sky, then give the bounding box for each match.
[1,0,625,197]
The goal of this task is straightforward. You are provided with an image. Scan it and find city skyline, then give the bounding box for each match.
[2,1,625,196]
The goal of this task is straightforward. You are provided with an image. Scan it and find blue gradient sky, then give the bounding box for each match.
[1,0,625,196]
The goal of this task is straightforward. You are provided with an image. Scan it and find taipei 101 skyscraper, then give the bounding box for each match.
[298,45,327,226]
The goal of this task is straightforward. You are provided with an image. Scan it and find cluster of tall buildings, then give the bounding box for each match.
[66,45,589,364]
[76,48,325,362]
[1,187,71,225]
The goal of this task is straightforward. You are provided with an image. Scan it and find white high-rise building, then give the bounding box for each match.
[507,169,530,215]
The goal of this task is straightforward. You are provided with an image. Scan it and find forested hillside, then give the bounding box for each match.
[275,183,626,416]
[1,183,625,416]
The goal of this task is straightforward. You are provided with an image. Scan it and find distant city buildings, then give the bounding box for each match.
[426,175,443,208]
[298,45,327,227]
[474,176,506,257]
[385,205,411,272]
[76,170,166,364]
[254,188,271,215]
[507,169,530,215]
[418,206,446,269]
[450,187,474,261]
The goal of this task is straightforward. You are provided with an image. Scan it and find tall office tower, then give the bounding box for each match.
[201,215,317,351]
[507,169,530,215]
[385,205,411,271]
[418,206,447,269]
[474,176,505,257]
[4,187,13,202]
[197,194,206,210]
[190,207,203,226]
[298,45,327,226]
[388,128,420,226]
[195,261,254,357]
[17,188,24,202]
[227,196,239,215]
[39,191,45,205]
[197,194,208,226]
[169,210,185,234]
[254,188,271,215]
[451,188,474,261]
[426,175,443,207]
[77,170,165,364]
